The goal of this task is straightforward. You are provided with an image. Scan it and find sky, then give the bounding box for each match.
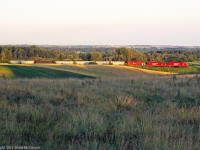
[0,0,200,46]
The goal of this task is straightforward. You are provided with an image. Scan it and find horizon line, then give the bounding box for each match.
[1,44,200,47]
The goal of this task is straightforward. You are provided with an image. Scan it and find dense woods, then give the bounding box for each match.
[144,50,200,62]
[0,46,200,63]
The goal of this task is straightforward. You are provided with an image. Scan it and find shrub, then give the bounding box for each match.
[88,62,97,65]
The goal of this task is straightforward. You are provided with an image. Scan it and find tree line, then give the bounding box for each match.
[0,46,200,63]
[0,46,146,63]
[144,50,200,62]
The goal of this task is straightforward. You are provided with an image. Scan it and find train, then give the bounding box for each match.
[125,61,188,67]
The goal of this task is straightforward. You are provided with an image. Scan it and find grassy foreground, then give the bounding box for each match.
[0,76,200,149]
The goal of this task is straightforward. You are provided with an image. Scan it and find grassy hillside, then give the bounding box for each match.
[42,64,200,77]
[0,75,200,149]
[0,66,15,77]
[1,64,192,79]
[0,65,93,79]
[38,65,159,78]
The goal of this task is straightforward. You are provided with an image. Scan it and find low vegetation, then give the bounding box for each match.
[0,75,200,149]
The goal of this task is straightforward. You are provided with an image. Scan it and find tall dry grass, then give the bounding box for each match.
[0,75,200,149]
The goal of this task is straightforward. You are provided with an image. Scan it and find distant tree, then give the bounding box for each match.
[115,48,146,61]
[91,52,103,62]
[86,53,92,61]
[154,55,163,62]
[5,50,12,62]
[188,54,195,62]
[1,51,5,62]
[59,53,65,61]
[132,51,147,61]
[79,53,88,61]
[108,55,113,63]
[115,48,130,61]
[0,48,12,63]
[68,51,79,60]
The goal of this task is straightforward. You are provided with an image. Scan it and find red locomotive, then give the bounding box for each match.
[125,61,145,66]
[146,61,167,67]
[167,61,188,67]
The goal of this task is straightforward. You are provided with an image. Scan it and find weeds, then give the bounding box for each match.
[0,76,200,149]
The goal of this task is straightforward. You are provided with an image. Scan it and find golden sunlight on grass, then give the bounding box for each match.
[0,66,15,78]
[121,66,173,75]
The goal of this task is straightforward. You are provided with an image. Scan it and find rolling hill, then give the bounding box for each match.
[0,65,93,79]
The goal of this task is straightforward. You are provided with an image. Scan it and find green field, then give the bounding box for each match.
[1,64,199,79]
[0,65,93,79]
[188,61,200,66]
[0,64,200,149]
[0,64,159,79]
[37,65,157,78]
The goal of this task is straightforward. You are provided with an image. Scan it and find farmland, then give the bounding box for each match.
[0,65,93,79]
[0,64,200,149]
[0,64,162,79]
[36,64,163,78]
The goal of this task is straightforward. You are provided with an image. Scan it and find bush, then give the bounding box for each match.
[88,62,97,65]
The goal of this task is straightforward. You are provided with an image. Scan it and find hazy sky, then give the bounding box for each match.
[0,0,200,45]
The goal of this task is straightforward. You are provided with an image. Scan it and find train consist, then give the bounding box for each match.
[125,61,188,67]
